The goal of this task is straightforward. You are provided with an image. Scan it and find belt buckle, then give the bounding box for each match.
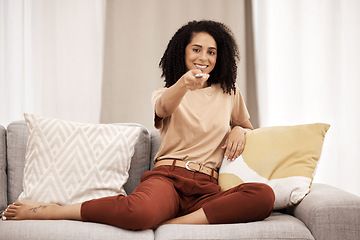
[185,161,197,172]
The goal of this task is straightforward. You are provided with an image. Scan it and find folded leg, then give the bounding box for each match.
[197,183,275,224]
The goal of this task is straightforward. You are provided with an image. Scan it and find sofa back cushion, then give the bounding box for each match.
[124,124,151,193]
[6,120,151,205]
[0,125,7,210]
[150,130,161,169]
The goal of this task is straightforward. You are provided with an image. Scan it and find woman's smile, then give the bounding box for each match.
[194,63,208,70]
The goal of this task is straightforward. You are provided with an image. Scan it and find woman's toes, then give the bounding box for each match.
[3,209,16,217]
[2,210,10,220]
[2,214,16,220]
[13,201,23,206]
[2,203,22,220]
[8,204,20,211]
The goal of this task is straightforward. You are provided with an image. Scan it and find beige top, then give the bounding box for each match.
[152,84,250,170]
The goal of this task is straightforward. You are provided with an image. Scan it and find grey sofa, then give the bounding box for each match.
[0,121,359,240]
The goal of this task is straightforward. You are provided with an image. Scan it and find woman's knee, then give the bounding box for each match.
[121,205,163,230]
[243,183,275,218]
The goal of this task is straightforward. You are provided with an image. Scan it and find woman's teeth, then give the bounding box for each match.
[195,64,207,69]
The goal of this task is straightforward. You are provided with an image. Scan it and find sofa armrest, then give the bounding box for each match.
[286,183,360,240]
[0,125,7,211]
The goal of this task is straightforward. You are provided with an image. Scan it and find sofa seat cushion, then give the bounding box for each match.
[155,212,314,240]
[0,220,154,240]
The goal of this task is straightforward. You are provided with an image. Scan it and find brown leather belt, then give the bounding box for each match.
[154,159,219,180]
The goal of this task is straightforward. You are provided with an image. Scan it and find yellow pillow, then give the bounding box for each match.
[218,123,330,209]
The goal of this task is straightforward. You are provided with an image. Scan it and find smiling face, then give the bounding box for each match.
[185,32,217,74]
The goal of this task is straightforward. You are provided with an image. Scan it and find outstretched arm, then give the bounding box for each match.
[155,69,209,118]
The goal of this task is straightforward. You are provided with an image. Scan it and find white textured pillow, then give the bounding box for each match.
[18,113,141,205]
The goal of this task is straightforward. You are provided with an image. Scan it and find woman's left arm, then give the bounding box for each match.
[221,119,254,161]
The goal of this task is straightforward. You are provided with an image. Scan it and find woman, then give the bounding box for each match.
[2,20,274,230]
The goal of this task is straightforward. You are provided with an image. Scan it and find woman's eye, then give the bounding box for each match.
[193,49,200,53]
[209,51,216,55]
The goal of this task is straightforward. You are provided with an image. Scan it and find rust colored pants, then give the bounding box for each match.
[81,165,275,230]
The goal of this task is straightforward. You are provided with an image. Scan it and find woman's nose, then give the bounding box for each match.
[199,52,208,61]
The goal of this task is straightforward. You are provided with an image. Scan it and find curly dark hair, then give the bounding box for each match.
[159,20,240,94]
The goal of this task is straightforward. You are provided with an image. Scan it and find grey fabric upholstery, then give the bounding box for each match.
[150,130,161,169]
[121,123,151,194]
[155,212,315,240]
[0,125,6,210]
[6,121,28,205]
[0,220,154,240]
[287,183,360,240]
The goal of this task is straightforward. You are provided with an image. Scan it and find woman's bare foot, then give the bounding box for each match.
[2,200,60,221]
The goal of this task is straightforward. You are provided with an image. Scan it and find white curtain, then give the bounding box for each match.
[1,0,32,125]
[0,0,105,127]
[253,0,360,196]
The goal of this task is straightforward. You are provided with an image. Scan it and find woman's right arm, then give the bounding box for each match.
[155,69,209,118]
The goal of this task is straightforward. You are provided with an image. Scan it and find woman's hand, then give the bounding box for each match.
[182,69,210,91]
[155,70,210,119]
[221,126,249,161]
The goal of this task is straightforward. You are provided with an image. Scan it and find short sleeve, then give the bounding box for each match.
[230,86,250,127]
[151,88,167,129]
